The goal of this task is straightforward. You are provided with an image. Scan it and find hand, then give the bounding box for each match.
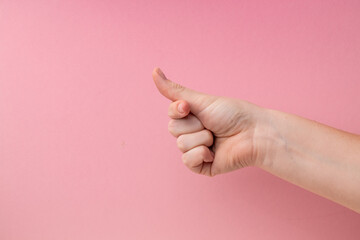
[153,67,360,212]
[152,68,278,176]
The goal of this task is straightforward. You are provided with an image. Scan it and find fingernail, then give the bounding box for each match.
[178,103,184,113]
[156,68,167,79]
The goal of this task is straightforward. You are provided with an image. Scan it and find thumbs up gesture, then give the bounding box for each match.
[153,68,277,177]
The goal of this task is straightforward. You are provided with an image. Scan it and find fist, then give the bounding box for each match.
[153,67,276,177]
[168,100,215,176]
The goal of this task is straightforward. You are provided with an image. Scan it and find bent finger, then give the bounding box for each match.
[182,145,215,176]
[168,100,190,119]
[168,114,204,137]
[177,129,213,152]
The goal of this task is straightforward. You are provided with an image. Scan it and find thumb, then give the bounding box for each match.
[152,67,215,115]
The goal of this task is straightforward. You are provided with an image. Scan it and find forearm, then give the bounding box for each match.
[259,108,360,213]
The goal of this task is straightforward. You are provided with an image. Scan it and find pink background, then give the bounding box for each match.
[1,0,360,239]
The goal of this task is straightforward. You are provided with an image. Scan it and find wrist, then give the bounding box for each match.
[252,108,289,170]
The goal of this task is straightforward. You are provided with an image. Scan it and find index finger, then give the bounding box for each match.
[168,100,190,119]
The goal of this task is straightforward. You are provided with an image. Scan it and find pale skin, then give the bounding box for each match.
[152,67,360,213]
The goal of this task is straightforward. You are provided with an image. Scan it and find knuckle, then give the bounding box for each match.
[168,103,177,118]
[182,154,190,166]
[168,119,175,132]
[204,129,212,138]
[203,130,214,145]
[176,135,186,152]
[196,119,204,130]
[167,109,174,118]
[168,120,179,137]
[198,145,208,156]
[170,81,184,91]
